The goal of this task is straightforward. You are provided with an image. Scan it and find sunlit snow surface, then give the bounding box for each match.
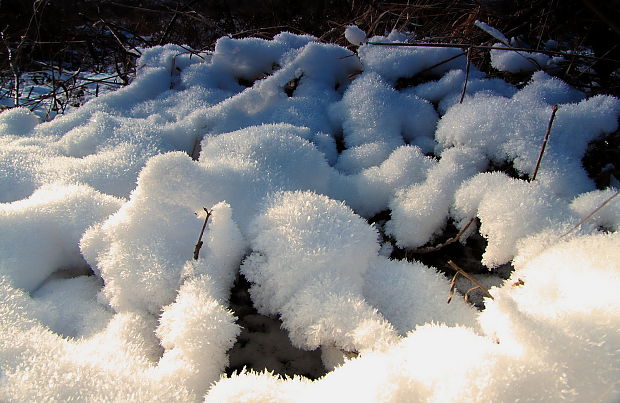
[1,31,619,402]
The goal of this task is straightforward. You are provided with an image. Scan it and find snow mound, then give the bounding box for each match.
[243,190,476,359]
[208,233,620,402]
[1,28,619,401]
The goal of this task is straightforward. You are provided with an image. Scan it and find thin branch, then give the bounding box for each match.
[446,260,494,302]
[561,189,620,238]
[1,31,20,107]
[447,272,459,303]
[407,216,476,254]
[193,208,213,260]
[531,104,559,181]
[459,46,472,104]
[366,41,620,63]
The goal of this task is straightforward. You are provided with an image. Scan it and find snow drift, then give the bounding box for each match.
[1,28,619,402]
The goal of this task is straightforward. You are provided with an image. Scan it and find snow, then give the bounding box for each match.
[1,29,619,402]
[490,43,553,73]
[345,25,367,46]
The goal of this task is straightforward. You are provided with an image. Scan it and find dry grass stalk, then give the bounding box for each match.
[561,189,620,238]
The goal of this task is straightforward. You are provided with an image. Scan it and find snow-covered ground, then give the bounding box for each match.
[1,27,619,401]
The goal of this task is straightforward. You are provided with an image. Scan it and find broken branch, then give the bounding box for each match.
[193,208,213,260]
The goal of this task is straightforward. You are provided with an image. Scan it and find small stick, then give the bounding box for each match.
[560,189,620,238]
[531,104,558,181]
[366,41,620,63]
[459,47,472,104]
[446,260,494,302]
[408,216,476,254]
[193,208,212,260]
[447,272,459,303]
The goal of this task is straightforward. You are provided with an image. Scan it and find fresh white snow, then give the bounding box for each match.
[1,28,619,402]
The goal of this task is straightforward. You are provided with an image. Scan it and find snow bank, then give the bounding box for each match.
[243,190,476,362]
[1,28,619,402]
[0,184,123,291]
[209,232,620,402]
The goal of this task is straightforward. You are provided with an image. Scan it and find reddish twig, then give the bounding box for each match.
[193,208,213,260]
[531,104,559,181]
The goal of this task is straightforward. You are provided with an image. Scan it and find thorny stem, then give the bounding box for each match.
[531,104,558,181]
[193,208,213,260]
[446,260,494,303]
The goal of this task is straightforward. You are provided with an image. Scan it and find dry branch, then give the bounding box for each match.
[446,260,493,304]
[531,104,559,181]
[561,189,620,238]
[193,208,213,260]
[407,216,476,255]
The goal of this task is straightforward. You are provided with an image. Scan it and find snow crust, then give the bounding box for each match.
[1,29,619,402]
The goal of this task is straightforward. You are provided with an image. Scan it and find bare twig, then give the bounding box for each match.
[560,189,620,238]
[459,46,472,104]
[531,104,559,181]
[446,260,494,303]
[407,216,476,254]
[367,41,620,63]
[193,208,213,260]
[1,30,20,107]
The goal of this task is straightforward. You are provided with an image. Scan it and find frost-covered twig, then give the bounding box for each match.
[531,104,559,181]
[446,260,493,304]
[560,189,620,238]
[193,208,213,260]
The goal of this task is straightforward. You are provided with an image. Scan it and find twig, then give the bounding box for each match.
[459,47,472,104]
[560,189,620,238]
[1,31,20,107]
[193,208,213,260]
[531,104,559,181]
[446,260,494,303]
[417,50,467,76]
[367,41,620,63]
[407,216,476,254]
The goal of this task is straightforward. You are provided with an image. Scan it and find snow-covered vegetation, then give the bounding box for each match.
[1,25,619,402]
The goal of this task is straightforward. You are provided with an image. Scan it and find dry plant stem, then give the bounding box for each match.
[561,189,620,238]
[367,42,620,63]
[459,46,472,104]
[447,272,459,304]
[408,216,476,254]
[446,260,494,302]
[531,104,559,181]
[193,208,213,260]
